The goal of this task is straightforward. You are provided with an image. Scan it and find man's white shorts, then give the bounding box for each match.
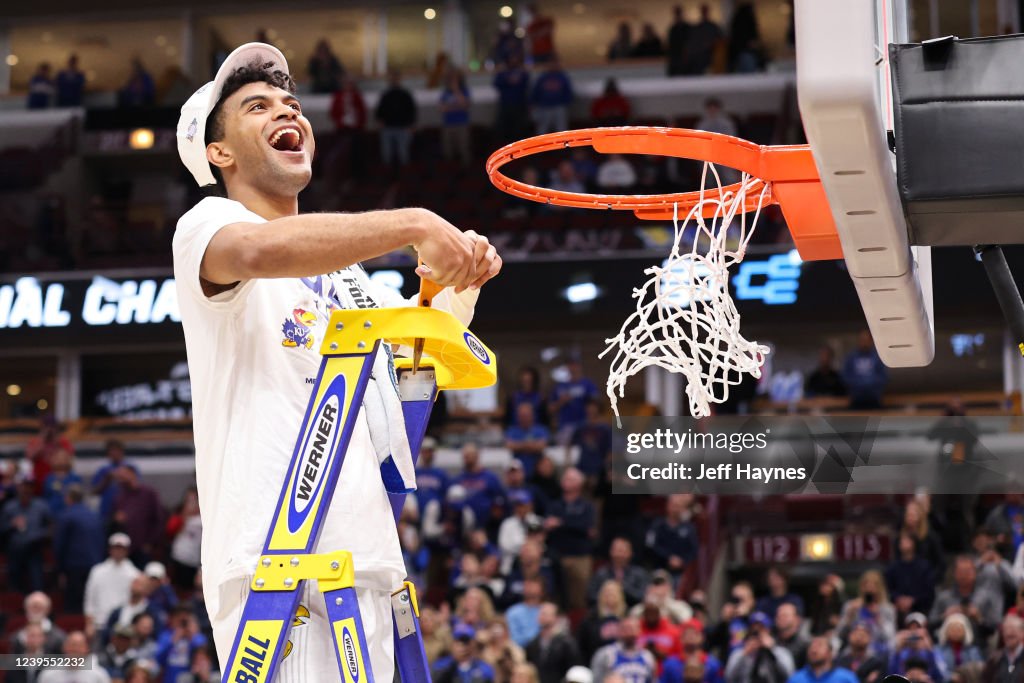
[211,577,395,683]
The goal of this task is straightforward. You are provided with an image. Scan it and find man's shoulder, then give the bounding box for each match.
[175,197,262,237]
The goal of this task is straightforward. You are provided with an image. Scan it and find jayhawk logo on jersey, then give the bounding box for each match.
[282,308,317,349]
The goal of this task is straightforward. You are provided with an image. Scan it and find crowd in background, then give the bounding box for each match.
[3,360,1024,683]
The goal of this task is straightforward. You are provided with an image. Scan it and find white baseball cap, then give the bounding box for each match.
[176,42,290,187]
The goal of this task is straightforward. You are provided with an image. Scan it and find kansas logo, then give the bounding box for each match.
[463,332,490,365]
[282,308,316,349]
[342,627,361,683]
[287,375,345,533]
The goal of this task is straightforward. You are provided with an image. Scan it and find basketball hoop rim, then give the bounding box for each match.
[485,126,823,220]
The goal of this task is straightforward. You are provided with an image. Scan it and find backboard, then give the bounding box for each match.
[794,0,935,368]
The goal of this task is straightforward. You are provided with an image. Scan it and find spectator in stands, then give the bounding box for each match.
[546,467,597,610]
[308,39,345,94]
[155,605,208,683]
[592,616,656,683]
[608,23,634,61]
[710,581,757,656]
[836,570,897,654]
[629,570,693,624]
[55,54,86,107]
[663,621,724,683]
[697,98,738,139]
[969,528,1016,607]
[457,442,505,531]
[55,483,104,613]
[724,612,795,683]
[133,612,159,661]
[531,456,563,511]
[835,621,886,682]
[639,599,683,662]
[904,499,947,580]
[27,414,73,493]
[92,439,137,525]
[42,447,81,514]
[788,637,858,683]
[103,575,163,647]
[11,591,66,653]
[590,79,631,127]
[480,618,528,683]
[454,553,500,603]
[549,359,599,441]
[549,160,585,199]
[84,533,142,640]
[27,62,55,109]
[728,3,764,73]
[166,487,202,590]
[687,5,724,74]
[506,459,550,517]
[571,148,598,188]
[506,403,551,477]
[937,613,984,674]
[588,537,650,608]
[328,75,368,178]
[983,494,1024,561]
[111,465,164,566]
[842,331,889,410]
[578,580,627,663]
[506,367,548,428]
[492,20,525,69]
[38,630,110,683]
[9,623,48,683]
[531,61,573,135]
[100,624,139,680]
[494,52,533,144]
[119,58,156,107]
[633,25,665,58]
[774,603,811,670]
[1,473,51,592]
[805,346,847,398]
[930,555,1003,642]
[144,561,178,617]
[526,603,581,683]
[441,69,473,167]
[667,6,692,76]
[889,613,948,683]
[503,540,558,609]
[758,567,805,617]
[526,4,557,65]
[185,569,212,648]
[436,623,497,683]
[570,400,612,493]
[982,615,1024,683]
[508,577,546,647]
[596,155,637,189]
[375,69,418,168]
[809,575,844,636]
[886,530,938,621]
[499,489,542,573]
[645,494,699,583]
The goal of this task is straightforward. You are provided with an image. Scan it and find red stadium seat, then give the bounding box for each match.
[54,614,86,634]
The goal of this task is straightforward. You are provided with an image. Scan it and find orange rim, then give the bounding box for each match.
[485,126,843,261]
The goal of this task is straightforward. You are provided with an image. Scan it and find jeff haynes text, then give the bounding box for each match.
[626,463,808,483]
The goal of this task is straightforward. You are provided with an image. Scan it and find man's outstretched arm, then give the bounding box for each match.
[201,207,494,293]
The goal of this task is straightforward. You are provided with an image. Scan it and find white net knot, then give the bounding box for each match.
[599,163,772,420]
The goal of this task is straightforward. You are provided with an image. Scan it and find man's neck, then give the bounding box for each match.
[811,663,831,678]
[227,186,298,221]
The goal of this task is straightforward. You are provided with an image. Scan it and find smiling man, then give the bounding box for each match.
[172,43,501,681]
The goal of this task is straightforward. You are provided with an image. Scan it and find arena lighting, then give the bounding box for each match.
[129,128,155,150]
[36,399,48,410]
[368,269,404,294]
[6,384,21,397]
[5,55,18,66]
[800,534,835,561]
[565,282,599,303]
[500,5,513,17]
[424,7,437,20]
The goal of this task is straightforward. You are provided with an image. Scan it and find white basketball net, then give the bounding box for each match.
[599,163,773,420]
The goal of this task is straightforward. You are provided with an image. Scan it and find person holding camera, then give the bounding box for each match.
[836,571,897,655]
[724,612,794,683]
[888,613,948,683]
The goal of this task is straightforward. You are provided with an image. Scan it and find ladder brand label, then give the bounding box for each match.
[287,374,346,533]
[334,619,366,683]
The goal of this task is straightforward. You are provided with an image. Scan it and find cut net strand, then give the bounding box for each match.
[599,162,773,421]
